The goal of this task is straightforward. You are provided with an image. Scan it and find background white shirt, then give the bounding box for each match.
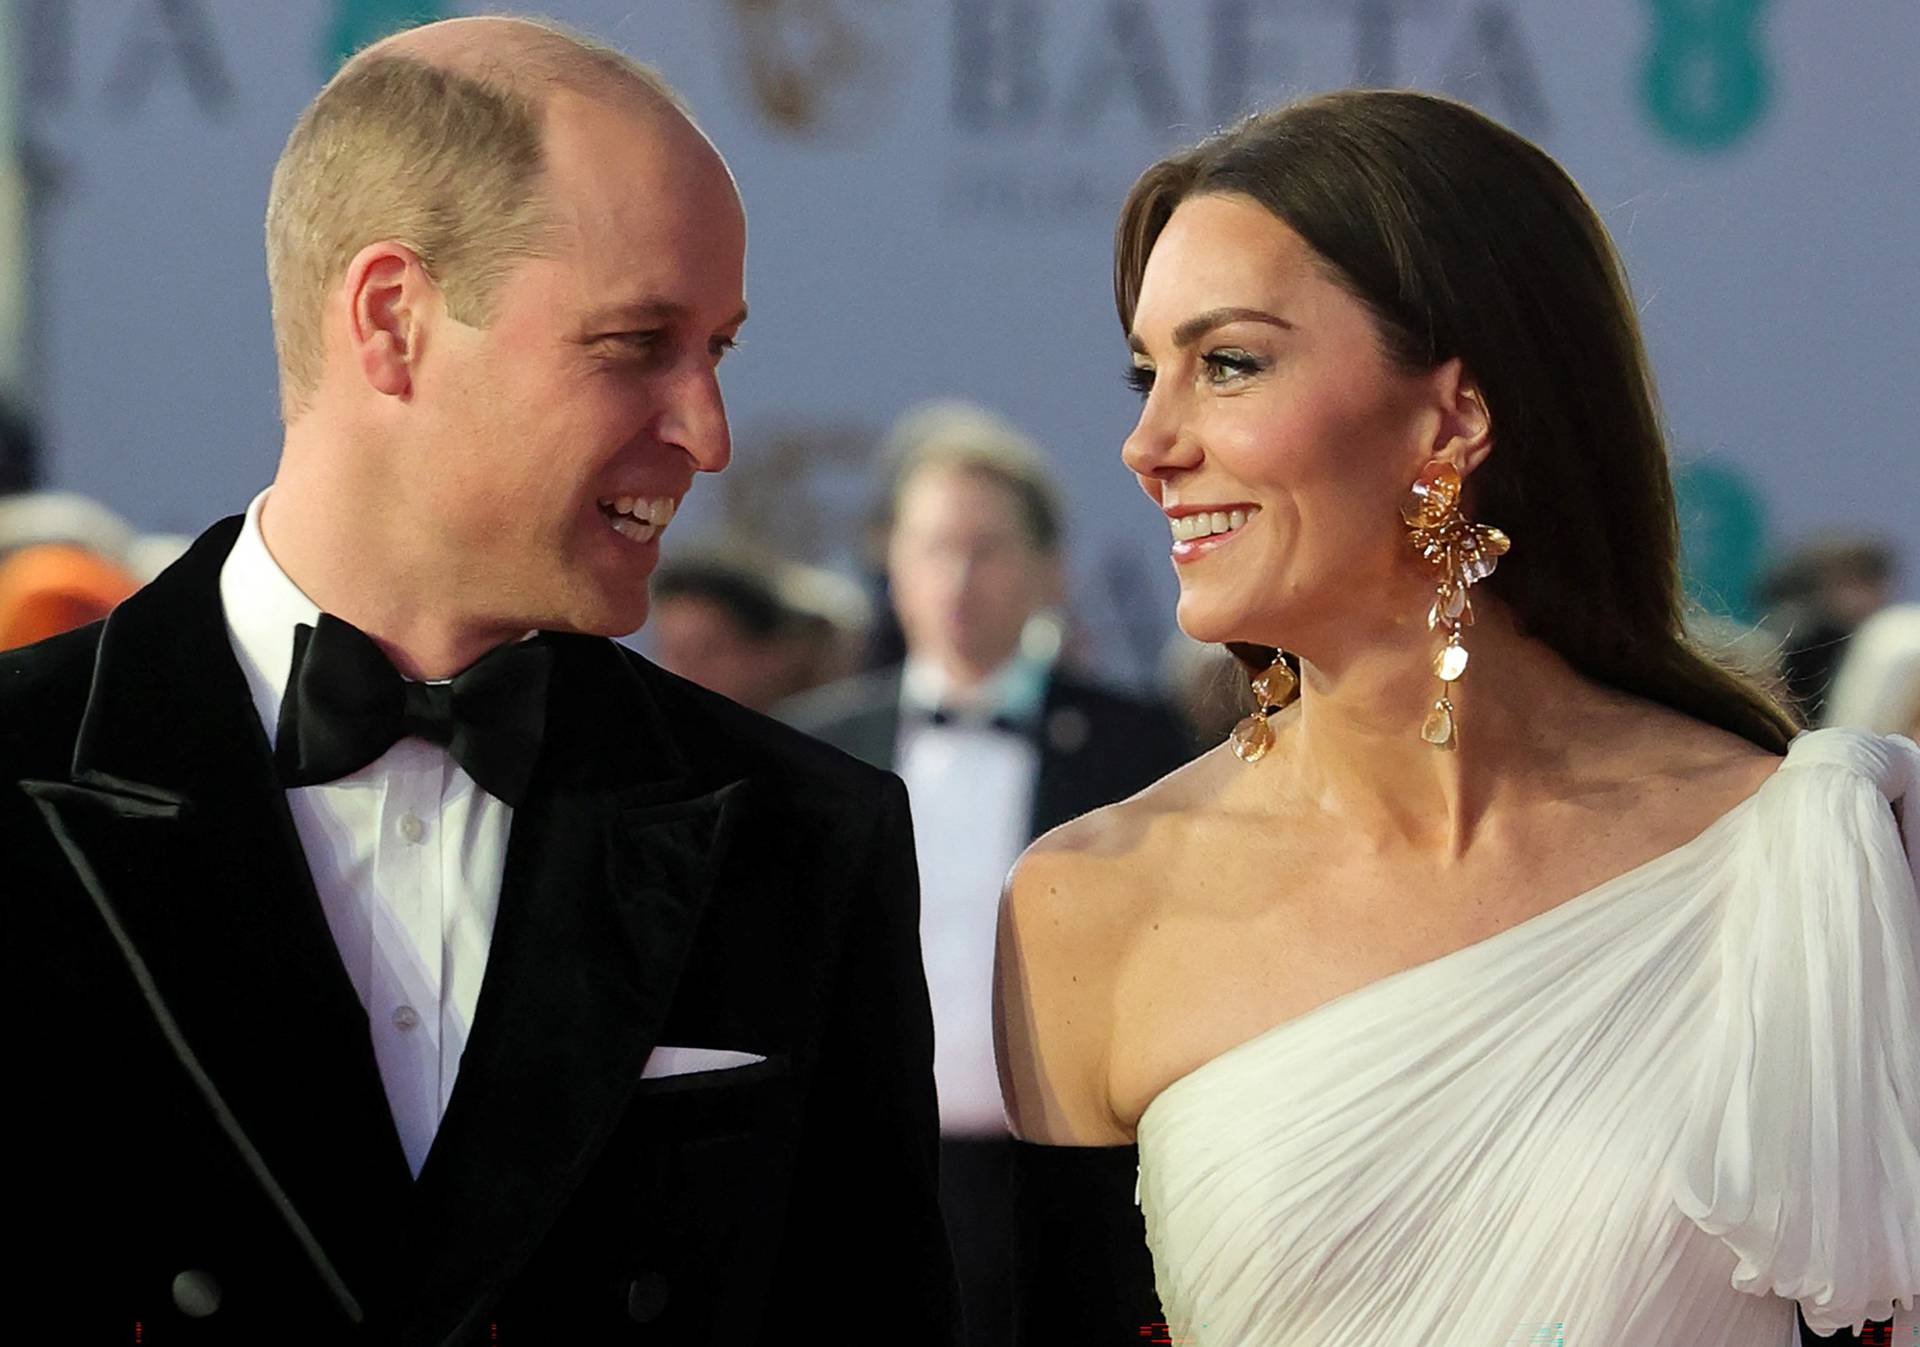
[897,655,1045,1137]
[219,489,510,1177]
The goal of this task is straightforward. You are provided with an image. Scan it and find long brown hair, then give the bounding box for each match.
[1115,90,1798,753]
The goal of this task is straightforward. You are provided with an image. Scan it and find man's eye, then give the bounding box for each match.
[710,336,740,364]
[600,330,663,355]
[1123,365,1155,398]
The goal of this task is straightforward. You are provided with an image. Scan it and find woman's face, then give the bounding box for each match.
[1122,192,1457,654]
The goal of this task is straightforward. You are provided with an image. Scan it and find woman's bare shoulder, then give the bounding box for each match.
[1014,743,1232,914]
[995,745,1234,1145]
[1612,697,1785,788]
[1565,692,1788,836]
[1004,749,1225,992]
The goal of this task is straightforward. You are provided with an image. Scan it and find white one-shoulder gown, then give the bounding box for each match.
[1136,728,1920,1346]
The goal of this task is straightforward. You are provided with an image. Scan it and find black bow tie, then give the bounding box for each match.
[273,614,553,806]
[912,704,1028,736]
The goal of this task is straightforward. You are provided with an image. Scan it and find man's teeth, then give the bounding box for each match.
[1170,508,1251,542]
[599,495,677,543]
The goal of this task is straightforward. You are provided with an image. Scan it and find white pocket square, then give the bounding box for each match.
[641,1045,768,1079]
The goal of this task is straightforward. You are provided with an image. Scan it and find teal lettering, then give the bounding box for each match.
[1640,0,1774,151]
[324,0,448,77]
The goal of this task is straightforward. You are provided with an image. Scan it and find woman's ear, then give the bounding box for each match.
[1431,358,1494,477]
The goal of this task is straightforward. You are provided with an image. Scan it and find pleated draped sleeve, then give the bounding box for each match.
[1667,729,1920,1336]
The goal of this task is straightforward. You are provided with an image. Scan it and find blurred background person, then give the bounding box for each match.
[0,485,195,649]
[649,549,870,712]
[777,556,876,692]
[784,399,1189,1347]
[0,537,137,649]
[1822,604,1920,739]
[0,489,138,648]
[1756,533,1898,721]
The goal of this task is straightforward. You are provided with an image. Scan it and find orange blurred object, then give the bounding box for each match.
[0,542,140,649]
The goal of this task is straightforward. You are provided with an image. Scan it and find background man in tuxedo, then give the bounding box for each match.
[3,16,956,1344]
[785,401,1189,1345]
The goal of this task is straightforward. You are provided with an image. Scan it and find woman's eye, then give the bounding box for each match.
[1203,350,1262,383]
[1124,365,1155,398]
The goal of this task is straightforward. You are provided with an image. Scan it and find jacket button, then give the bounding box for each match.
[1046,706,1090,753]
[625,1271,669,1323]
[171,1269,222,1318]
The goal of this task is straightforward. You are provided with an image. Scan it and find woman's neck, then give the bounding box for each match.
[1275,599,1608,857]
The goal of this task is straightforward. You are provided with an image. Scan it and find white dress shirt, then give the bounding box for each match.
[895,655,1048,1137]
[219,489,510,1177]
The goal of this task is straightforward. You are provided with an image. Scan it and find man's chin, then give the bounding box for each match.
[538,595,650,640]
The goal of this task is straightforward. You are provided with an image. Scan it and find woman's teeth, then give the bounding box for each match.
[599,495,676,544]
[1170,508,1252,542]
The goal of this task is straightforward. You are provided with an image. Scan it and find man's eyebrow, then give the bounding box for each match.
[584,298,750,330]
[586,297,687,327]
[1128,306,1294,355]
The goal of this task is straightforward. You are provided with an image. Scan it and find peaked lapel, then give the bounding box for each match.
[402,636,747,1344]
[20,517,413,1323]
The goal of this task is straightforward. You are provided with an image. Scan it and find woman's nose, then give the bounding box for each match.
[1121,393,1201,484]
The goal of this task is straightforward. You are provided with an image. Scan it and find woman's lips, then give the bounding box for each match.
[1168,506,1257,563]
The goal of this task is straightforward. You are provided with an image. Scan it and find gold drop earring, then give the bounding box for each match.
[1231,651,1299,764]
[1400,461,1510,749]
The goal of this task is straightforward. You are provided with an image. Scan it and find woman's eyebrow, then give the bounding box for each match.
[1129,306,1294,354]
[1170,307,1294,348]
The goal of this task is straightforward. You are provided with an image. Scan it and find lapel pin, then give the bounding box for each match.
[1046,707,1089,754]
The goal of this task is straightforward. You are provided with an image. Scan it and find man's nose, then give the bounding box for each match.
[663,365,731,474]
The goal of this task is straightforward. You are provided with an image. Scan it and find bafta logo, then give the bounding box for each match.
[721,0,915,142]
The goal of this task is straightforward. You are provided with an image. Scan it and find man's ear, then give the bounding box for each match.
[341,241,432,400]
[1430,357,1494,478]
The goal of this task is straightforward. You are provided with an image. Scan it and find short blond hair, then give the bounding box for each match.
[264,19,685,418]
[881,400,1064,554]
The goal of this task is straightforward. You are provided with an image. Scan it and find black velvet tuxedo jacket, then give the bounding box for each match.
[2,518,960,1345]
[783,666,1193,843]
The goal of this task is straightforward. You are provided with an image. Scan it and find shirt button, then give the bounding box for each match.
[171,1269,222,1318]
[392,1005,420,1032]
[397,813,426,844]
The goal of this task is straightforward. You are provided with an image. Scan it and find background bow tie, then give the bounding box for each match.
[273,614,552,806]
[910,704,1029,736]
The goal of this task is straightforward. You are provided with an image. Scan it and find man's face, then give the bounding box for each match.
[410,91,747,639]
[886,465,1057,679]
